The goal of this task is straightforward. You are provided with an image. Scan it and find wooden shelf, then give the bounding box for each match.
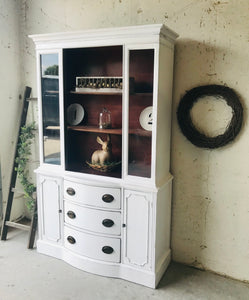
[70,90,122,96]
[131,93,153,97]
[68,126,151,136]
[46,126,60,130]
[45,90,59,94]
[70,91,152,96]
[66,162,121,179]
[68,126,122,135]
[129,129,152,137]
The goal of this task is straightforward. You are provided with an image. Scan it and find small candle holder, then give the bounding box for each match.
[99,108,112,129]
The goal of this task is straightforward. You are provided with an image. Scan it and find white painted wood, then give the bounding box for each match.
[122,45,129,180]
[36,50,45,166]
[29,24,178,51]
[154,249,171,287]
[154,179,173,271]
[155,41,175,187]
[37,237,171,289]
[123,190,152,270]
[31,24,177,288]
[64,180,121,209]
[39,175,62,243]
[123,44,158,186]
[37,238,158,288]
[64,226,121,263]
[58,49,65,170]
[64,201,121,235]
[36,50,63,169]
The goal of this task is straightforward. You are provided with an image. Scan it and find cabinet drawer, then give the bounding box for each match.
[64,180,121,209]
[64,202,121,235]
[64,226,120,263]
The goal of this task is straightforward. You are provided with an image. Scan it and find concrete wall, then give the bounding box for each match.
[7,0,249,282]
[0,0,25,220]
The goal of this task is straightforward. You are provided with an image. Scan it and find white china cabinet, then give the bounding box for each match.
[30,24,178,288]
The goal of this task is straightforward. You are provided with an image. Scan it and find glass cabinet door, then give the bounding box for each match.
[128,49,154,178]
[40,53,61,165]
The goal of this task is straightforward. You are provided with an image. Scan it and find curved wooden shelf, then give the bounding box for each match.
[68,126,122,135]
[68,126,151,137]
[129,129,152,137]
[130,93,153,97]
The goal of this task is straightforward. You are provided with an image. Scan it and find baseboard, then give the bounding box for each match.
[155,249,171,287]
[37,239,160,288]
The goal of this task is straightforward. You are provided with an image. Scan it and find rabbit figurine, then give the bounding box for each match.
[91,135,112,165]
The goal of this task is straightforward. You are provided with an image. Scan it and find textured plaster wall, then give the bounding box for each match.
[18,0,249,282]
[0,0,25,220]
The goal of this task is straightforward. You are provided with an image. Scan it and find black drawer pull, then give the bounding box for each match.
[67,236,76,244]
[102,219,114,227]
[102,246,114,254]
[66,187,75,196]
[102,194,114,203]
[67,210,76,219]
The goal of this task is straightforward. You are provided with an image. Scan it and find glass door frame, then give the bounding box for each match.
[37,49,65,170]
[123,43,159,185]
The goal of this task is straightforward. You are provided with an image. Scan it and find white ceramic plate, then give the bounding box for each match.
[139,106,153,131]
[67,103,84,125]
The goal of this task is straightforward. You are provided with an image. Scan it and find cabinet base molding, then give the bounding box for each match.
[37,239,171,288]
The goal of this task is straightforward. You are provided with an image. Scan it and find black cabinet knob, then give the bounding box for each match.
[102,194,114,203]
[102,246,114,254]
[67,210,76,219]
[67,236,76,244]
[102,219,114,227]
[66,187,75,196]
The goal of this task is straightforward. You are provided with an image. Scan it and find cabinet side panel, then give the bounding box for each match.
[39,176,61,242]
[156,42,175,186]
[155,181,172,270]
[123,190,152,269]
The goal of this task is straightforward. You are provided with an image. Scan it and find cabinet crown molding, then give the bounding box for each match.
[29,24,178,49]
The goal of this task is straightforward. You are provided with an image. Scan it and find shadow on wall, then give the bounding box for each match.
[174,38,236,91]
[170,38,245,268]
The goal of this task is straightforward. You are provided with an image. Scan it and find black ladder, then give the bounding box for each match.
[0,86,38,248]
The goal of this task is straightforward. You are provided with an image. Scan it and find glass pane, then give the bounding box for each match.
[40,54,61,165]
[128,49,154,178]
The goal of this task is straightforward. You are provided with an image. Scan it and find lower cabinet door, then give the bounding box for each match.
[123,190,152,270]
[64,226,121,263]
[38,175,62,243]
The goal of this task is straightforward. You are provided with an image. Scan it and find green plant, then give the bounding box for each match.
[44,64,58,75]
[15,122,36,211]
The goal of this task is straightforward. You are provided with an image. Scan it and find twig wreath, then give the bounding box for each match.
[177,85,243,149]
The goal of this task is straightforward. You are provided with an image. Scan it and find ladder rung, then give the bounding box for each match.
[27,97,37,101]
[11,187,24,195]
[5,221,30,231]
